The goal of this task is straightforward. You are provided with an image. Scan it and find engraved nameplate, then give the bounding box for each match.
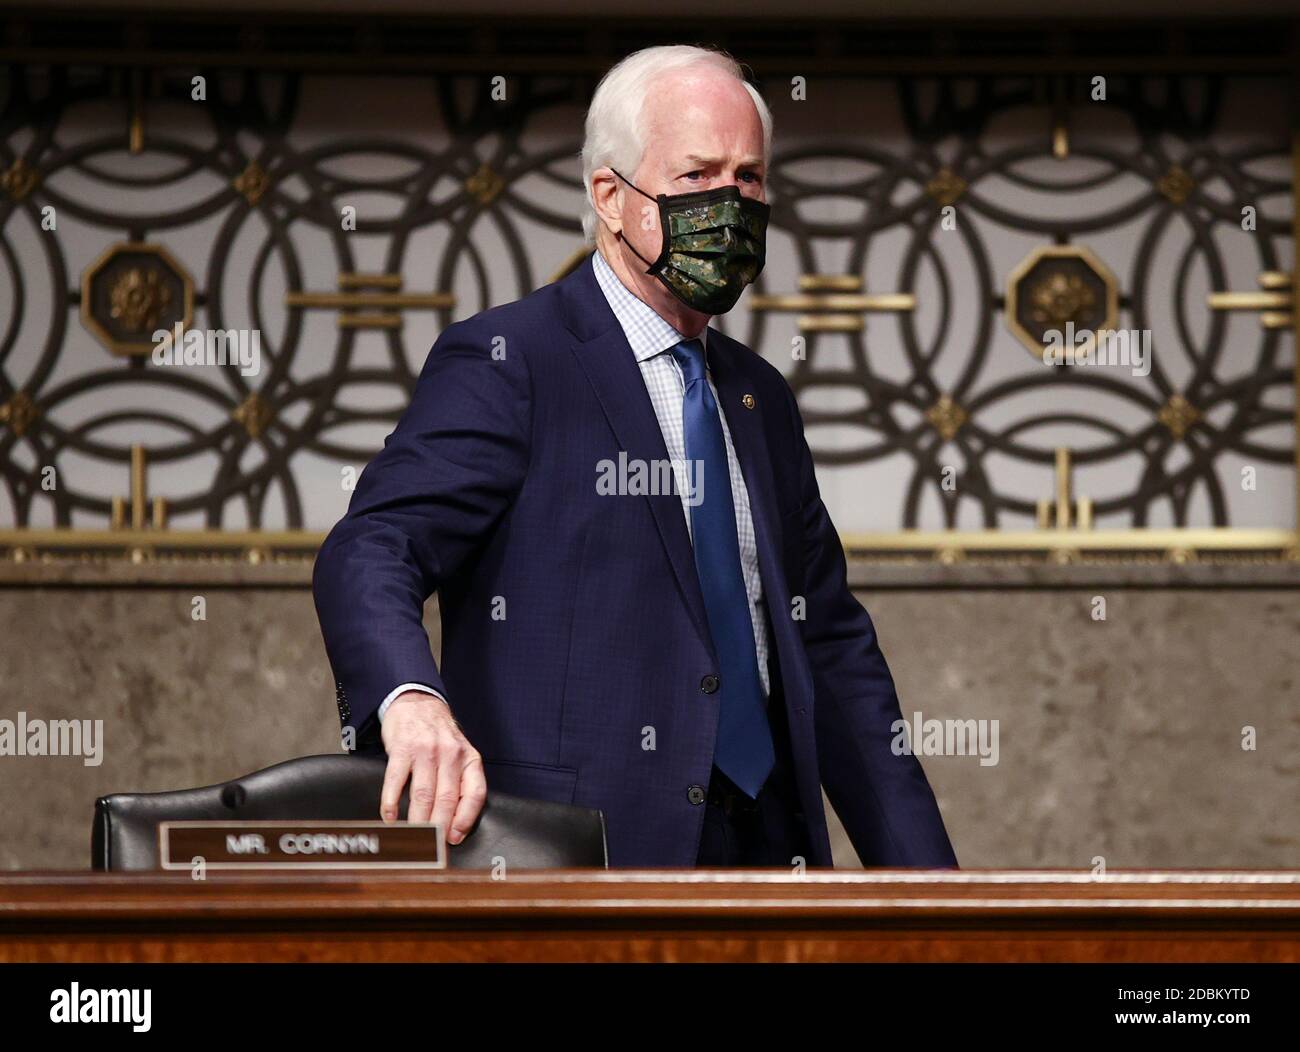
[158,820,447,870]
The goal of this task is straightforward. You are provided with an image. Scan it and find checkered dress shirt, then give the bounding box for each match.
[591,248,772,696]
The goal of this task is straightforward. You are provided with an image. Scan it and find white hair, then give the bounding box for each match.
[580,45,773,242]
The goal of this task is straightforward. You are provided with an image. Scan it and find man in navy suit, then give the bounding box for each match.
[313,44,957,869]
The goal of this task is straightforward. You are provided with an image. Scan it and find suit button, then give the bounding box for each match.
[700,674,720,694]
[687,785,707,805]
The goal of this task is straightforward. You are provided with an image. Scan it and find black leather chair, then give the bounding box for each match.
[92,753,608,870]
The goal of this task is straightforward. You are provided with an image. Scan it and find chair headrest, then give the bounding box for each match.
[92,753,607,870]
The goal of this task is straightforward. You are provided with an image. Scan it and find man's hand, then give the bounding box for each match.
[379,691,486,845]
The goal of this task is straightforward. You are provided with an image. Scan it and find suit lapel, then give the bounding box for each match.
[561,259,713,652]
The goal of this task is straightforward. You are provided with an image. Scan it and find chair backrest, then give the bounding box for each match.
[92,753,608,870]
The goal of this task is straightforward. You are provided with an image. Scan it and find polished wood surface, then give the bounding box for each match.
[2,869,1298,962]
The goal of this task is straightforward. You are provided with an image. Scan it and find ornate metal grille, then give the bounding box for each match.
[0,62,1294,545]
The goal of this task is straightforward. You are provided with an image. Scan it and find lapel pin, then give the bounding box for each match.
[742,394,755,409]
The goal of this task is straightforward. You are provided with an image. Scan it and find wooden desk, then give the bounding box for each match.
[2,870,1298,963]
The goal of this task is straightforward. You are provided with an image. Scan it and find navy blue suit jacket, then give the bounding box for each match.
[313,251,957,869]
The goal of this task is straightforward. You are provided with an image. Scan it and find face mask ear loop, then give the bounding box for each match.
[610,168,658,203]
[609,168,664,275]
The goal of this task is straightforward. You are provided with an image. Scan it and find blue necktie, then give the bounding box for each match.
[671,338,775,799]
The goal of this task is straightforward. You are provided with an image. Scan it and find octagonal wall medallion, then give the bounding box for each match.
[1005,245,1119,361]
[81,242,195,357]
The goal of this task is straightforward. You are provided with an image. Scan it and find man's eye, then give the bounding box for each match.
[683,171,703,180]
[739,171,761,183]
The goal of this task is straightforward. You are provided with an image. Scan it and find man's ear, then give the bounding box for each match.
[590,167,623,236]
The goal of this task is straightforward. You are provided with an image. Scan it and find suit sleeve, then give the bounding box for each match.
[781,384,958,868]
[312,319,533,739]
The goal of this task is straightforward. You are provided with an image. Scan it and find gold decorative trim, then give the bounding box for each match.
[465,162,504,205]
[233,159,270,205]
[839,527,1298,563]
[750,292,918,312]
[1035,447,1092,530]
[797,315,863,332]
[1156,392,1202,440]
[232,392,274,438]
[1,156,39,200]
[0,528,324,567]
[1207,290,1292,311]
[798,275,861,293]
[284,292,456,309]
[80,241,196,358]
[925,167,966,205]
[0,391,39,437]
[0,527,1295,568]
[285,273,454,330]
[108,444,167,531]
[128,109,144,154]
[1005,243,1120,361]
[1157,163,1195,205]
[338,312,404,329]
[750,275,916,334]
[924,394,967,441]
[338,273,403,289]
[1051,122,1069,160]
[1207,270,1295,331]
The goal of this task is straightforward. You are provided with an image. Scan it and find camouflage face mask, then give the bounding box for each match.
[612,169,770,316]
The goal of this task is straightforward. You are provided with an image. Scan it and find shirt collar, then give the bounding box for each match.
[591,246,708,364]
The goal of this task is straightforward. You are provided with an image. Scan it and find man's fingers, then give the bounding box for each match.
[377,703,483,841]
[449,755,487,845]
[379,752,412,823]
[430,750,463,843]
[406,755,439,825]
